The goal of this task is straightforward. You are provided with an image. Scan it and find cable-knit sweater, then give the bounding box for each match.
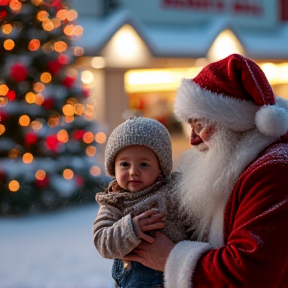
[93,172,189,259]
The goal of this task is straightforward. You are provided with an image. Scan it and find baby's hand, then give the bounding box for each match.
[132,209,166,243]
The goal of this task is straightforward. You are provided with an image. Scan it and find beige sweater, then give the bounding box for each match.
[93,172,189,259]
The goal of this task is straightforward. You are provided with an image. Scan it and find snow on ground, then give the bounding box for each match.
[0,204,114,288]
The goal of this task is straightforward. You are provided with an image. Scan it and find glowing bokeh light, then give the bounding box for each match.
[0,96,8,107]
[3,39,15,50]
[33,82,45,92]
[90,166,101,176]
[83,131,94,144]
[0,124,5,135]
[81,70,94,84]
[51,18,61,29]
[35,170,46,180]
[40,72,52,83]
[23,153,33,164]
[64,24,74,35]
[65,115,74,123]
[25,92,36,104]
[31,120,43,132]
[84,104,94,120]
[54,41,67,52]
[63,169,74,180]
[67,9,77,21]
[9,180,20,192]
[57,129,69,143]
[0,84,9,96]
[32,0,43,6]
[91,57,105,69]
[56,9,67,20]
[35,93,45,105]
[86,146,96,157]
[62,104,74,116]
[67,97,77,106]
[19,115,30,126]
[10,0,22,11]
[1,23,13,34]
[95,132,107,144]
[42,19,54,31]
[74,46,84,56]
[72,26,83,37]
[37,11,49,21]
[28,39,40,51]
[74,103,84,115]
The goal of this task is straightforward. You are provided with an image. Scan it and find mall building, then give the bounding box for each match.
[71,0,288,136]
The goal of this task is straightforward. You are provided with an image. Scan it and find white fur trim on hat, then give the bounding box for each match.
[164,240,212,288]
[175,79,288,137]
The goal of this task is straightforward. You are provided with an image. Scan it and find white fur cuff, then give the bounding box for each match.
[164,241,212,288]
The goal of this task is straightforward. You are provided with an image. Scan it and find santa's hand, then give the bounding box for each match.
[132,209,166,243]
[123,231,174,272]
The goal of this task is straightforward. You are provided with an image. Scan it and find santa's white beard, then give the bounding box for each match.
[176,126,275,247]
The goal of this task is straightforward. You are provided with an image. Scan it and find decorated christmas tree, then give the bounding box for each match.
[0,0,107,215]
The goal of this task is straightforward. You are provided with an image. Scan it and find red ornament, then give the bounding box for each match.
[25,133,38,145]
[0,169,6,185]
[62,76,75,88]
[46,134,59,152]
[58,54,69,65]
[47,60,62,75]
[75,175,84,187]
[6,90,16,101]
[43,98,54,109]
[35,177,49,189]
[0,110,8,122]
[82,87,90,98]
[10,63,28,82]
[0,0,10,6]
[74,130,85,140]
[0,10,7,20]
[50,0,63,11]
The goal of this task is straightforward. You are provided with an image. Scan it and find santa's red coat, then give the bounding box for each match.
[165,140,288,288]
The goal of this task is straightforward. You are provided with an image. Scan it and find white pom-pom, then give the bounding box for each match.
[255,105,288,138]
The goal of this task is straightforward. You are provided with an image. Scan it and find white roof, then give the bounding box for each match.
[73,9,288,60]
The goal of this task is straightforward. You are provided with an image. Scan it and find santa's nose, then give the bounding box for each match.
[190,128,204,145]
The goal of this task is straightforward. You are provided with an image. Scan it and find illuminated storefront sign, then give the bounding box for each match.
[118,0,278,28]
[162,0,263,16]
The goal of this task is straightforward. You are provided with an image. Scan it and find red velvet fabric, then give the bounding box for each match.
[192,141,288,287]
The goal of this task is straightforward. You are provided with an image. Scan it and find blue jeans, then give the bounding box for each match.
[112,259,164,288]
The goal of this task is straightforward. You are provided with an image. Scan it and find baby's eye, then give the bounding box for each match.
[119,161,129,167]
[140,162,150,167]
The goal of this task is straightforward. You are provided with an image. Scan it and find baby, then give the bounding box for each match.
[93,117,189,288]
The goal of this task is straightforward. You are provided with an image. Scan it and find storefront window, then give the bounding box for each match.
[124,68,201,133]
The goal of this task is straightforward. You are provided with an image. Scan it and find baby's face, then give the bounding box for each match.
[114,145,162,192]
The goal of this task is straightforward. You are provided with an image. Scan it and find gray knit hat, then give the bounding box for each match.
[105,117,173,177]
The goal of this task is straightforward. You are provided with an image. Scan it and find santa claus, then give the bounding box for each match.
[123,54,288,287]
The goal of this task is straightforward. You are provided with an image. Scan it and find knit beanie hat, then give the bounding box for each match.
[105,117,173,177]
[175,53,288,138]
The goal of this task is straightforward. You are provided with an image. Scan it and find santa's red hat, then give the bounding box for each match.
[175,53,288,138]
